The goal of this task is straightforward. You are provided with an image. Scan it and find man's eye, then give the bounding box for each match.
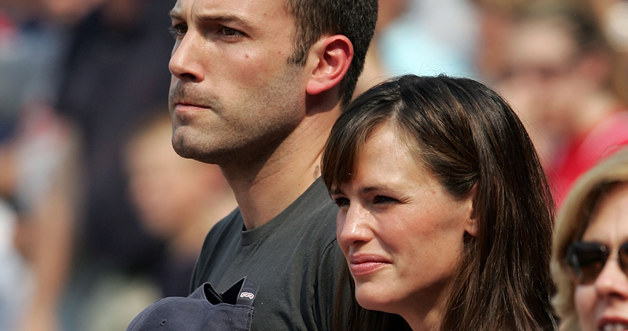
[333,197,350,207]
[220,26,244,37]
[169,24,187,37]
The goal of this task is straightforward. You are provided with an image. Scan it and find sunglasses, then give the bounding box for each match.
[565,241,628,285]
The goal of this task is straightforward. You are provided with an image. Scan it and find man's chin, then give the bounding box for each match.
[172,146,197,160]
[171,140,224,165]
[172,134,202,160]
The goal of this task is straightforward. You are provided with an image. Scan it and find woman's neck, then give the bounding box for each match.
[399,280,452,331]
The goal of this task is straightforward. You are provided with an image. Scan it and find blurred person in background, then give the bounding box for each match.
[496,0,628,207]
[1,0,176,330]
[51,1,176,330]
[354,0,478,96]
[574,0,628,54]
[551,146,628,331]
[0,0,101,24]
[0,1,96,330]
[0,198,29,331]
[470,0,526,84]
[569,0,628,110]
[124,111,237,298]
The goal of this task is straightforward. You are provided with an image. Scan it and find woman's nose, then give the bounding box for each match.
[594,255,628,299]
[337,203,373,249]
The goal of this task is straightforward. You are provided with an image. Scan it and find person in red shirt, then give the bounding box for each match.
[497,1,628,207]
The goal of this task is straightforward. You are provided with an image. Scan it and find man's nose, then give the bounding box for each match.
[169,33,205,82]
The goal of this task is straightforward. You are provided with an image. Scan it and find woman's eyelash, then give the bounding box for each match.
[333,197,349,207]
[373,195,397,204]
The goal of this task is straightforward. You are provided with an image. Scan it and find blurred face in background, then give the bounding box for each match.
[574,183,628,331]
[376,0,407,31]
[499,18,580,136]
[125,119,229,239]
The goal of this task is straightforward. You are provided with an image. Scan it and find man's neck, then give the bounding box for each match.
[221,107,339,230]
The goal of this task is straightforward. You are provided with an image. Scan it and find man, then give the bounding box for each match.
[167,0,377,330]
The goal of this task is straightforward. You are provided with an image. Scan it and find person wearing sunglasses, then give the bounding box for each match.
[552,146,628,331]
[322,74,557,330]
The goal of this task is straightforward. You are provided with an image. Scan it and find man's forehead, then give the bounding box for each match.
[170,0,289,16]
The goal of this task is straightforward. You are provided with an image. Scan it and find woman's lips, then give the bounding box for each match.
[598,316,628,331]
[348,254,391,276]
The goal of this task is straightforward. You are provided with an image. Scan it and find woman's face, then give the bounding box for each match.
[331,123,475,327]
[575,183,628,331]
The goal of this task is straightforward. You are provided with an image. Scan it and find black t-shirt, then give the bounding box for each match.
[190,178,349,331]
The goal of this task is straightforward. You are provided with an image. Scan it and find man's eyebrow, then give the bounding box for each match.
[168,10,255,32]
[196,13,254,30]
[169,8,182,20]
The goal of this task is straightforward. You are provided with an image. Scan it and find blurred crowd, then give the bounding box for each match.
[0,0,626,330]
[0,1,236,330]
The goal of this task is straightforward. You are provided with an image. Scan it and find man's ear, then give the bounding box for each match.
[305,34,353,96]
[464,184,478,237]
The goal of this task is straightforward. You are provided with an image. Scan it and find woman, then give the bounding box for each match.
[323,75,556,330]
[551,146,628,331]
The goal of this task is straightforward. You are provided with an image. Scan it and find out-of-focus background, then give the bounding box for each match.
[0,0,626,330]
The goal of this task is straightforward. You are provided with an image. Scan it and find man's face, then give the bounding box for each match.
[500,19,581,134]
[168,0,307,165]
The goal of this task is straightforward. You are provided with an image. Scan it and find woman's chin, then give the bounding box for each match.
[354,283,397,313]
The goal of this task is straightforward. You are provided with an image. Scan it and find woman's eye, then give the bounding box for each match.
[333,197,350,207]
[373,195,397,204]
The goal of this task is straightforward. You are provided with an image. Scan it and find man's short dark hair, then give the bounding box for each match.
[285,0,378,107]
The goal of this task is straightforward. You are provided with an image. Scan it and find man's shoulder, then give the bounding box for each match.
[278,179,338,238]
[287,178,337,217]
[214,208,242,230]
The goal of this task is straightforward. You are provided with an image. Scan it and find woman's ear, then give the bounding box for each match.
[464,184,478,237]
[305,34,353,96]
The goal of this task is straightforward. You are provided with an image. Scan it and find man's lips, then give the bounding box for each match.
[348,254,391,276]
[172,102,210,115]
[174,101,208,109]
